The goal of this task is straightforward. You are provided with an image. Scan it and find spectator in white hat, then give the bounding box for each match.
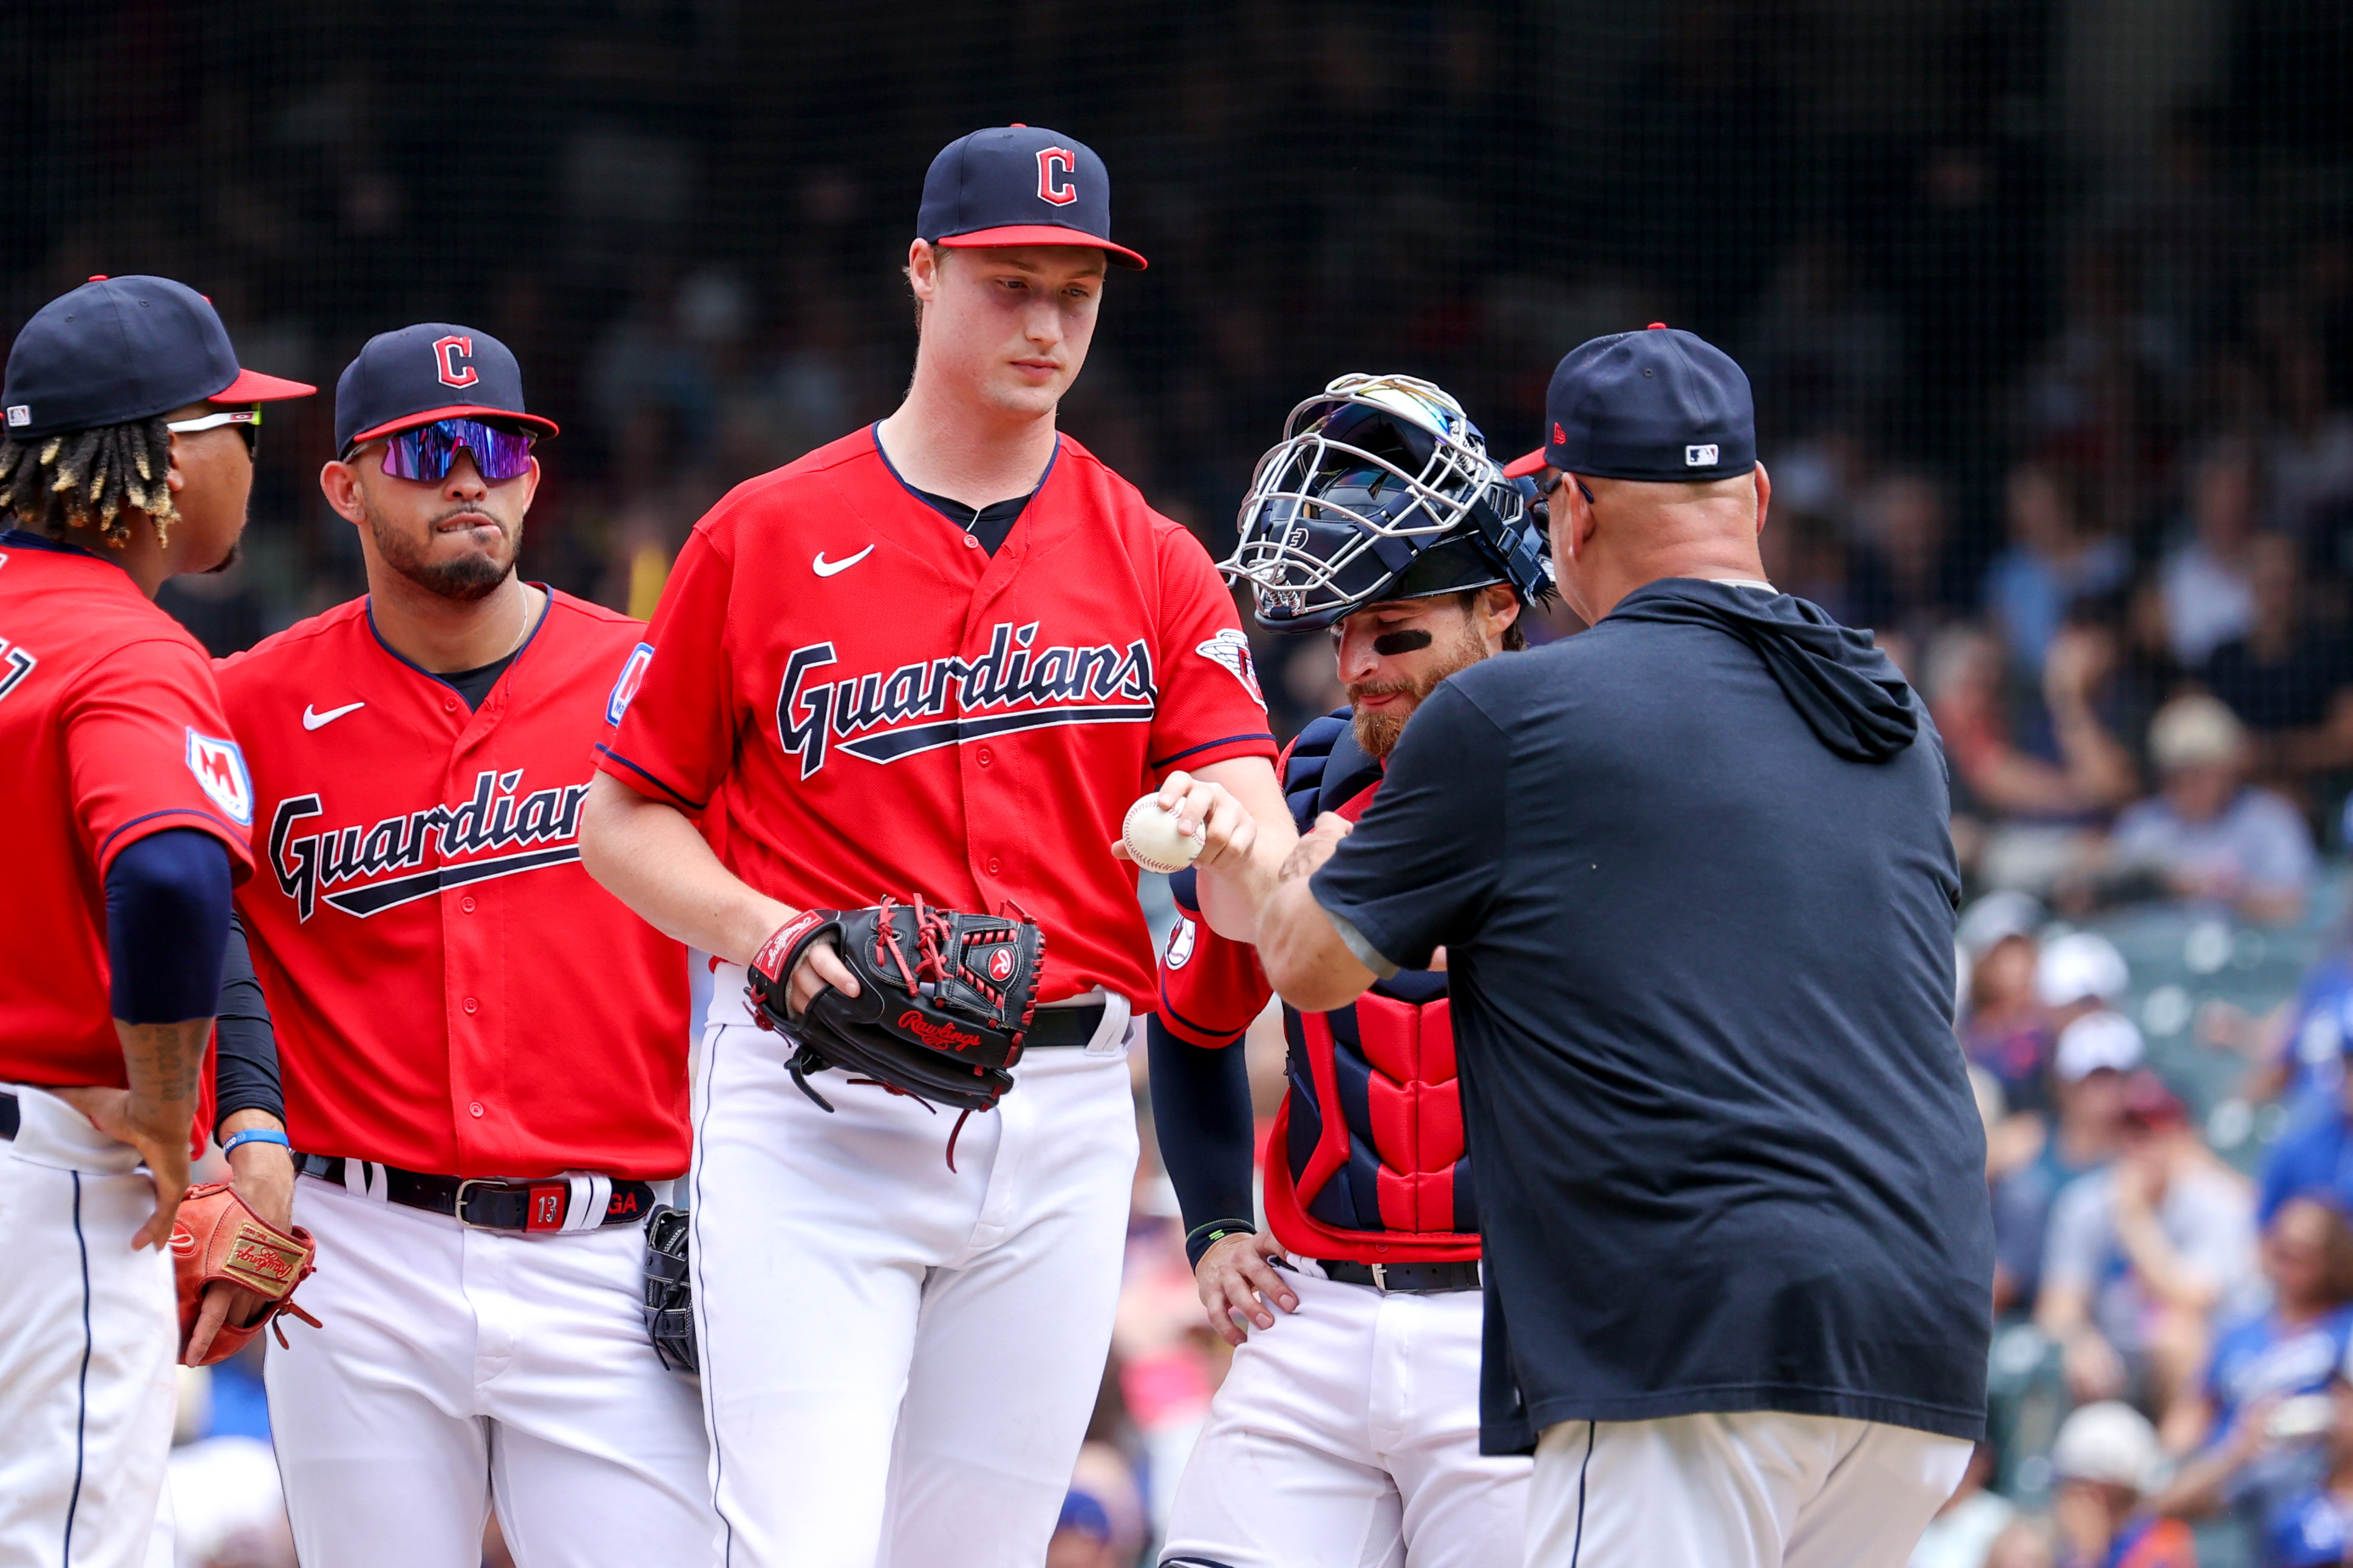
[2049,1402,2193,1568]
[2110,693,2315,925]
[1991,1010,2140,1312]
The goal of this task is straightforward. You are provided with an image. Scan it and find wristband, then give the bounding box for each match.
[220,1127,291,1156]
[1185,1217,1258,1271]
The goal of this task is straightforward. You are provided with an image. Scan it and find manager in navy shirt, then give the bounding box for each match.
[1248,328,1994,1568]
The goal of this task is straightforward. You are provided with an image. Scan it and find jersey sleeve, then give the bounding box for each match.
[1156,867,1273,1047]
[1145,524,1276,777]
[64,635,256,883]
[597,522,739,812]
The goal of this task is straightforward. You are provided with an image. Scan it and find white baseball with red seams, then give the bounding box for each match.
[1123,792,1205,875]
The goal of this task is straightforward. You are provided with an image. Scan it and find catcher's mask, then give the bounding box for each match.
[1224,373,1554,633]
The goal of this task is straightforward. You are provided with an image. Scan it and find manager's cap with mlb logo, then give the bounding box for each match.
[917,124,1148,270]
[1502,324,1755,484]
[3,274,313,441]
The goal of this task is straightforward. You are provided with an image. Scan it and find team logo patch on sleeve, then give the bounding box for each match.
[1194,628,1265,710]
[1165,915,1197,971]
[605,642,655,726]
[185,730,254,826]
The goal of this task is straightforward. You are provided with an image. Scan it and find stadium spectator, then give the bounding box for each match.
[1930,623,2139,892]
[2259,1377,2353,1568]
[2048,1402,2196,1568]
[1992,1010,2140,1314]
[2260,1053,2353,1226]
[2150,1196,2353,1539]
[1962,921,2052,1121]
[2108,694,2317,924]
[1984,461,2133,674]
[2037,1074,2258,1414]
[2158,439,2264,669]
[2202,534,2353,765]
[1853,469,1963,633]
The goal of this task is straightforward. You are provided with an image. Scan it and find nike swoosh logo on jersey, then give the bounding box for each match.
[301,701,367,730]
[812,545,874,577]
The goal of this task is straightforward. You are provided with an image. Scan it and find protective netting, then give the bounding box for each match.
[16,4,2353,1562]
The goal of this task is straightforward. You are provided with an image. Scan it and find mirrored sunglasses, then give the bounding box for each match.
[373,418,534,483]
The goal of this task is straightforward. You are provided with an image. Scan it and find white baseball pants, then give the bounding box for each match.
[1527,1410,1972,1568]
[0,1084,178,1568]
[1159,1261,1528,1568]
[689,987,1139,1568]
[264,1174,717,1568]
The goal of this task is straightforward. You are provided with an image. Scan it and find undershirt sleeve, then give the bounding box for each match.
[104,827,233,1024]
[211,911,285,1133]
[1145,1019,1259,1246]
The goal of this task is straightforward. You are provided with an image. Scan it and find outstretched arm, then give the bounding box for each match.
[1258,815,1379,1013]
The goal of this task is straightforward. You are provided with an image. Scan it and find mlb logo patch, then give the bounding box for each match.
[1194,628,1265,711]
[605,642,654,726]
[185,730,254,826]
[5,406,27,428]
[1686,444,1720,467]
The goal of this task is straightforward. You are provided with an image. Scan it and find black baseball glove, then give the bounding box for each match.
[641,1204,696,1374]
[746,897,1045,1165]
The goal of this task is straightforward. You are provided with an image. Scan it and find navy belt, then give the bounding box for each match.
[0,1091,16,1142]
[296,1153,655,1232]
[1023,1002,1105,1049]
[1317,1257,1482,1294]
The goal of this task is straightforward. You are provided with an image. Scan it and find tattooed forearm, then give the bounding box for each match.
[117,1017,210,1116]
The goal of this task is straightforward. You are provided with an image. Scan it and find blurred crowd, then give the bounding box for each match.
[29,2,2353,1564]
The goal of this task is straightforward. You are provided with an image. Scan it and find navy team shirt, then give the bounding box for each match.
[1310,578,1994,1454]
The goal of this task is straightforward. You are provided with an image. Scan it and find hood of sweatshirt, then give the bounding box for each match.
[1606,578,1920,762]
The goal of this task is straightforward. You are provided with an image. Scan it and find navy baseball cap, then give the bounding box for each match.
[3,275,313,441]
[334,322,559,454]
[1502,324,1755,484]
[917,125,1147,270]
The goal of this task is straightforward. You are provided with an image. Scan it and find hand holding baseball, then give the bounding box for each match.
[1111,770,1258,874]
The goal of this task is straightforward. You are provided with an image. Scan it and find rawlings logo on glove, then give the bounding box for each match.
[746,895,1044,1167]
[171,1182,322,1366]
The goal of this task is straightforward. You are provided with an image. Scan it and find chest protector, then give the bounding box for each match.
[1267,710,1479,1262]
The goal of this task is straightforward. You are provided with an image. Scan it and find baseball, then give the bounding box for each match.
[1123,793,1205,874]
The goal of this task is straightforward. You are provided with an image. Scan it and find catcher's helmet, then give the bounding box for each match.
[1222,373,1553,632]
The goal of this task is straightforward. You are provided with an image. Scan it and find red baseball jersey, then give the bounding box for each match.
[598,428,1276,1007]
[215,591,691,1179]
[0,529,255,1089]
[1157,710,1477,1265]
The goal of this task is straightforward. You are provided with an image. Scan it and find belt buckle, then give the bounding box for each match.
[453,1177,503,1229]
[1369,1261,1390,1293]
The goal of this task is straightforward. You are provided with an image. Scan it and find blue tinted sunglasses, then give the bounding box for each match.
[365,418,535,482]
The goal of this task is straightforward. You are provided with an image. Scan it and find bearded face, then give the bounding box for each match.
[1338,596,1496,759]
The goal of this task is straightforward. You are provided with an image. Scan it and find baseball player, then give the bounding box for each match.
[1151,374,1551,1568]
[579,125,1295,1567]
[214,325,717,1567]
[0,276,312,1566]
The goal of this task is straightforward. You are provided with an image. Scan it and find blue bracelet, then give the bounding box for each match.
[220,1127,291,1156]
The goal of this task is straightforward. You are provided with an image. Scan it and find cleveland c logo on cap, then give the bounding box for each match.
[433,335,478,390]
[1036,148,1078,207]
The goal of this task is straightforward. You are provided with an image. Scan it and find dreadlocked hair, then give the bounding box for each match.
[0,416,179,548]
